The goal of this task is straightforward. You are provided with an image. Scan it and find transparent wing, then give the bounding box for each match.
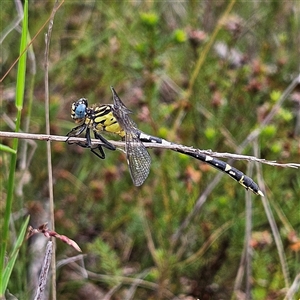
[110,87,151,186]
[125,132,151,186]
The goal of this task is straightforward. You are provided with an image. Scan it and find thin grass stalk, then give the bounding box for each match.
[232,245,246,299]
[171,0,237,136]
[68,263,175,299]
[244,163,254,300]
[0,0,64,84]
[254,143,291,288]
[186,0,236,98]
[284,273,300,300]
[44,2,63,299]
[175,218,233,268]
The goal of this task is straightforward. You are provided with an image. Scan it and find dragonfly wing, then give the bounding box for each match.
[125,133,151,186]
[110,88,152,186]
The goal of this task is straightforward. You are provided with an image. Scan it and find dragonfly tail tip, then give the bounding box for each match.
[257,190,264,197]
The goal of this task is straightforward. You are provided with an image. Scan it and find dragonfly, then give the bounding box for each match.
[66,87,264,196]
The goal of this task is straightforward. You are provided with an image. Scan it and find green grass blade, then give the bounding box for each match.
[0,0,28,295]
[15,0,28,110]
[2,216,30,291]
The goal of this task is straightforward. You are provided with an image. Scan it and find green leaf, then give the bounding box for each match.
[0,144,17,154]
[2,216,30,294]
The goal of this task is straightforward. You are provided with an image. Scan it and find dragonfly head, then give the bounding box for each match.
[71,98,88,121]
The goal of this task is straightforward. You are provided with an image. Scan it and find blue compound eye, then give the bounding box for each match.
[75,102,87,119]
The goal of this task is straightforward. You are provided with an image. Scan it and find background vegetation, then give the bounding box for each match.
[1,1,299,299]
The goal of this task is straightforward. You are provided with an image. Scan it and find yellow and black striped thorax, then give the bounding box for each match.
[70,98,125,138]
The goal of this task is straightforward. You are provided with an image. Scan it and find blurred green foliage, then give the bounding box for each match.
[1,1,299,299]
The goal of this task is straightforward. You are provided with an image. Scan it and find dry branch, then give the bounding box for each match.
[1,131,299,169]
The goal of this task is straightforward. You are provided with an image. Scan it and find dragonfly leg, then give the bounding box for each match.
[90,145,106,159]
[86,130,116,159]
[88,131,116,159]
[66,125,105,158]
[66,124,106,157]
[66,124,87,144]
[76,132,106,159]
[94,131,116,151]
[86,128,106,159]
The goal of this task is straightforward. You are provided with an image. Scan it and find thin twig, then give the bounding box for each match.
[56,254,87,272]
[0,0,23,44]
[284,273,300,300]
[34,241,53,300]
[1,131,299,169]
[68,263,176,299]
[124,269,152,300]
